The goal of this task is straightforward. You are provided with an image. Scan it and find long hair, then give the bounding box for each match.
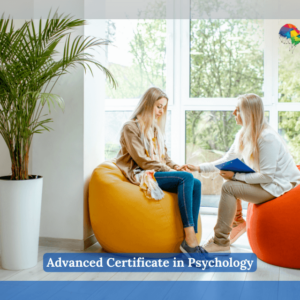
[130,87,168,158]
[236,93,270,171]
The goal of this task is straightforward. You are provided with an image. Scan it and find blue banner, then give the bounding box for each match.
[43,253,257,272]
[1,281,300,300]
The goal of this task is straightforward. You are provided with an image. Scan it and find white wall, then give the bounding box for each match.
[83,19,106,240]
[32,64,85,240]
[32,1,86,241]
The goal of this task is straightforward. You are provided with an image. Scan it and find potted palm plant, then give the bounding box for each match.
[0,12,116,270]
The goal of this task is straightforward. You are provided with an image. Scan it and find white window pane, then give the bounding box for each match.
[105,20,167,99]
[278,111,300,164]
[190,20,264,98]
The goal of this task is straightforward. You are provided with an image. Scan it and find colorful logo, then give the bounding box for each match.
[279,24,300,52]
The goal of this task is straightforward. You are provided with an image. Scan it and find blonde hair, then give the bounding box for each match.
[130,87,168,157]
[237,93,269,171]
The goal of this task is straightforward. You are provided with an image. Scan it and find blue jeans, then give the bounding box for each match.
[154,171,201,233]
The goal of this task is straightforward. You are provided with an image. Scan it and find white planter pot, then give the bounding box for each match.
[0,176,43,270]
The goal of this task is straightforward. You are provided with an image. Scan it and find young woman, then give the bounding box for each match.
[180,93,300,253]
[116,87,206,254]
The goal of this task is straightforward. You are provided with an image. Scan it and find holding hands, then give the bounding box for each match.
[177,164,200,173]
[171,165,198,172]
[176,165,235,181]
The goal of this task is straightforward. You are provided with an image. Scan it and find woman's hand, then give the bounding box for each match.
[219,170,234,180]
[178,164,200,173]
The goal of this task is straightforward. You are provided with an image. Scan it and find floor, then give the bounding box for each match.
[0,214,299,281]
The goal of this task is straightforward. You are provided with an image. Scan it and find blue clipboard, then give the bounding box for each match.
[215,158,255,173]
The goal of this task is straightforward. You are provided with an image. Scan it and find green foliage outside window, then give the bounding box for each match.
[278,42,300,103]
[105,20,166,99]
[105,19,300,165]
[279,112,300,163]
[190,19,264,98]
[185,111,239,162]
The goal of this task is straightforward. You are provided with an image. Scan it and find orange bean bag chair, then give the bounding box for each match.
[247,165,300,268]
[89,161,202,253]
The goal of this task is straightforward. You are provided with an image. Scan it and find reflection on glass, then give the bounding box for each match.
[105,111,172,160]
[190,19,264,98]
[278,20,300,103]
[278,111,300,164]
[105,20,167,99]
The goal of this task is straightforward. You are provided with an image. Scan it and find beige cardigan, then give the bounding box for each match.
[116,120,178,185]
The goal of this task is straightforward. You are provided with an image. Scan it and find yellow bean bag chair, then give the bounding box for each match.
[89,161,202,253]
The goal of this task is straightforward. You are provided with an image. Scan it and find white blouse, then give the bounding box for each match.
[199,128,300,197]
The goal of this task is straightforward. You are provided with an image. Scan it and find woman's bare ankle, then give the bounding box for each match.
[184,226,198,248]
[185,237,198,248]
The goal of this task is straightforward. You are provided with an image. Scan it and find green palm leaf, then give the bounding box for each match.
[0,11,117,180]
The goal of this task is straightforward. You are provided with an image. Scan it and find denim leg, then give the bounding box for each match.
[192,178,201,233]
[154,171,196,230]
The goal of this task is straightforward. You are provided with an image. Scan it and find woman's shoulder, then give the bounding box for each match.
[259,127,281,144]
[260,127,277,137]
[121,120,139,134]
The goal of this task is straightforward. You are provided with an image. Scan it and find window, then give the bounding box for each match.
[279,111,300,163]
[105,111,133,160]
[104,19,173,161]
[104,17,300,208]
[277,20,300,164]
[190,20,264,98]
[105,19,167,100]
